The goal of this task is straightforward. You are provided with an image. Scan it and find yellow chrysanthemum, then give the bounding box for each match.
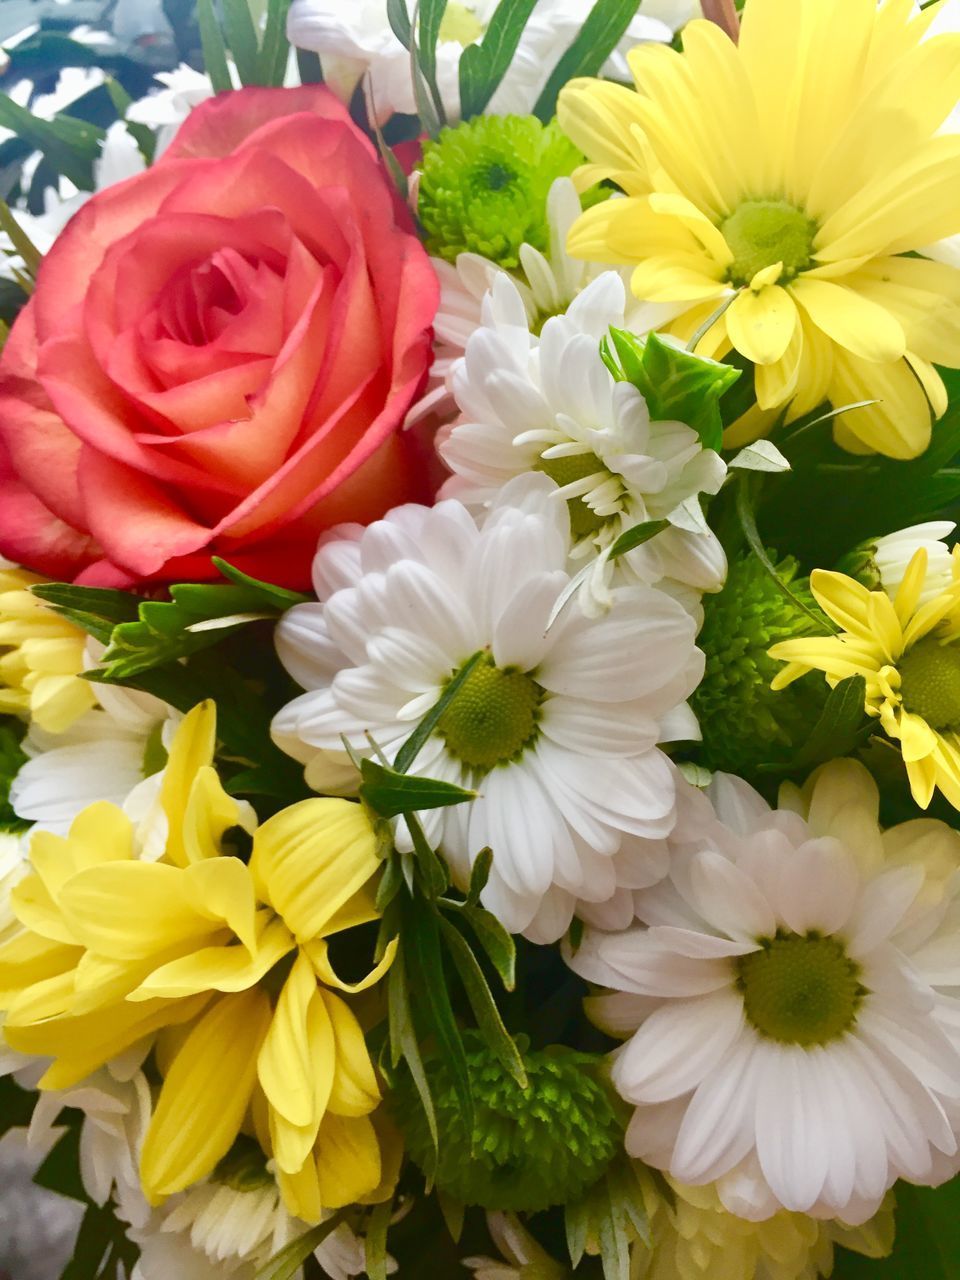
[557,0,960,459]
[0,567,95,732]
[0,702,396,1221]
[769,546,960,811]
[634,1177,894,1280]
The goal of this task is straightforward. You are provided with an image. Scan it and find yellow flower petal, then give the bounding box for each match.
[160,701,217,868]
[893,549,928,628]
[182,765,253,866]
[250,799,379,943]
[140,989,271,1202]
[897,710,939,764]
[808,570,877,638]
[725,285,798,366]
[311,1113,382,1209]
[258,951,334,1139]
[130,916,293,1001]
[182,856,258,953]
[306,933,398,996]
[792,278,906,363]
[557,79,652,193]
[827,350,932,459]
[321,989,381,1118]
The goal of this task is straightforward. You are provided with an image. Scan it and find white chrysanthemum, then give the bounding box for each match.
[570,759,960,1223]
[287,0,670,124]
[273,474,702,940]
[873,521,956,605]
[464,1212,567,1279]
[10,665,174,852]
[442,272,727,610]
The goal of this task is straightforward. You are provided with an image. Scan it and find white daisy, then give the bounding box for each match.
[272,474,703,939]
[286,0,671,125]
[463,1212,567,1279]
[569,759,960,1223]
[125,64,230,154]
[871,522,956,606]
[442,271,727,611]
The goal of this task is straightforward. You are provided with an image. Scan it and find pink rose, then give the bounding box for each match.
[0,86,439,587]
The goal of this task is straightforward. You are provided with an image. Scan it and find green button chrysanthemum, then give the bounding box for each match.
[392,1036,622,1212]
[417,115,587,269]
[691,552,828,775]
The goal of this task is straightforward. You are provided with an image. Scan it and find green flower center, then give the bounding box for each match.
[439,2,484,45]
[213,1135,275,1193]
[736,932,863,1046]
[438,655,543,771]
[537,451,607,540]
[721,200,816,287]
[898,636,960,731]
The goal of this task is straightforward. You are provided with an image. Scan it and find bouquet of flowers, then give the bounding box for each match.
[2,0,960,1275]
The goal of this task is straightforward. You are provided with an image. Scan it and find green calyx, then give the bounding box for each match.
[392,1037,622,1212]
[437,654,543,771]
[737,932,864,1046]
[721,200,816,287]
[691,553,828,775]
[898,636,960,731]
[418,116,586,270]
[536,451,607,540]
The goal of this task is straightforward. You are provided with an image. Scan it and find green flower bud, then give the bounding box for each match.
[691,553,828,775]
[417,115,586,269]
[391,1036,621,1212]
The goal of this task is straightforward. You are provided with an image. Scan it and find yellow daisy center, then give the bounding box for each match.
[438,655,543,770]
[439,2,484,45]
[721,200,816,287]
[898,637,960,731]
[536,451,607,539]
[736,932,864,1046]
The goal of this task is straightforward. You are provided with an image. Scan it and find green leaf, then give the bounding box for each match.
[393,650,485,773]
[404,892,474,1140]
[31,583,143,625]
[221,0,262,85]
[608,519,670,561]
[405,807,450,900]
[565,1158,649,1280]
[363,1199,394,1280]
[767,675,870,775]
[728,439,791,473]
[375,853,406,912]
[458,0,539,117]
[439,915,527,1086]
[833,1181,960,1280]
[417,0,451,120]
[104,80,157,163]
[254,1212,348,1280]
[258,0,293,84]
[387,949,439,1165]
[0,98,103,190]
[533,0,642,122]
[465,845,492,906]
[212,558,310,610]
[197,0,234,92]
[0,198,41,274]
[602,329,740,452]
[387,0,413,47]
[359,758,476,819]
[445,901,516,990]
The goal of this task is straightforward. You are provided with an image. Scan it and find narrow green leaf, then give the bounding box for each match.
[387,0,413,47]
[446,901,516,990]
[409,10,444,136]
[608,518,670,561]
[258,0,292,84]
[0,198,41,274]
[533,0,640,122]
[728,439,791,473]
[103,79,157,162]
[439,915,527,1086]
[31,583,143,624]
[387,950,439,1160]
[602,328,739,452]
[197,0,234,92]
[363,1199,394,1280]
[437,1190,466,1243]
[212,558,310,609]
[359,758,476,819]
[394,650,485,773]
[773,675,870,774]
[367,83,411,198]
[221,0,262,84]
[254,1212,348,1280]
[406,808,450,899]
[466,846,493,906]
[458,0,539,117]
[0,98,102,189]
[405,893,474,1138]
[417,0,451,119]
[375,854,405,912]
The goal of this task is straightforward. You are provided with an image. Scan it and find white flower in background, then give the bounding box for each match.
[273,474,703,940]
[287,0,672,124]
[570,759,960,1223]
[463,1211,568,1279]
[872,522,956,606]
[126,64,232,154]
[10,659,174,851]
[442,272,727,610]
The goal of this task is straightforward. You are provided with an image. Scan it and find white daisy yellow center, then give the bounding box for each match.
[438,655,543,770]
[536,451,607,539]
[736,932,863,1046]
[439,2,485,46]
[898,637,960,732]
[721,200,816,287]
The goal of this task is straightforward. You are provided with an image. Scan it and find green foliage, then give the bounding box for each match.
[833,1181,960,1280]
[458,0,540,117]
[198,0,295,89]
[253,1212,348,1280]
[602,329,740,451]
[0,95,103,191]
[533,0,653,121]
[392,1032,622,1212]
[0,719,29,831]
[359,758,476,818]
[566,1157,650,1280]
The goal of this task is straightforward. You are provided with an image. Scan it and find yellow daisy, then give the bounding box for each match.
[0,567,95,732]
[768,546,960,811]
[557,0,960,459]
[0,701,396,1221]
